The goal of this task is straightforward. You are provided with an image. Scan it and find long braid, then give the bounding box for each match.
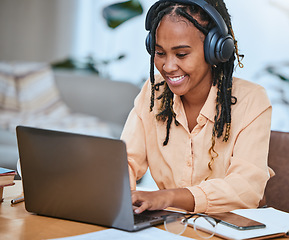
[149,3,177,145]
[156,82,180,145]
[204,0,240,177]
[149,3,174,112]
[149,22,156,112]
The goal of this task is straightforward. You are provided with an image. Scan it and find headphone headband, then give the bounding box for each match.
[145,0,228,36]
[145,0,235,65]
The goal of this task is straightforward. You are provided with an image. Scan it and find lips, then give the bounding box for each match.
[167,75,186,84]
[168,75,185,81]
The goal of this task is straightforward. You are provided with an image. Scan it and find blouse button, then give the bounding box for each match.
[198,116,206,125]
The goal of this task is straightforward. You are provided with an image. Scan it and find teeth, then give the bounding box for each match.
[168,75,185,82]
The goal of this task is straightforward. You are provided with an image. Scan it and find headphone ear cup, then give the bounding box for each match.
[204,27,221,65]
[204,27,234,65]
[145,33,152,55]
[215,35,234,63]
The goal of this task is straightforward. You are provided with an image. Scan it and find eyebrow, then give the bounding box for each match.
[172,45,191,50]
[155,44,191,50]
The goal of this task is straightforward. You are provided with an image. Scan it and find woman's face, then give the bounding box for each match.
[154,14,212,98]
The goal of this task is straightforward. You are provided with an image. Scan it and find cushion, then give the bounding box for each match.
[0,62,66,113]
[0,62,114,138]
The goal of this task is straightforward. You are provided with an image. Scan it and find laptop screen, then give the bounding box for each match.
[16,126,136,231]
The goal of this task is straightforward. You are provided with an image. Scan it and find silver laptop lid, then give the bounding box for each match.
[16,126,136,231]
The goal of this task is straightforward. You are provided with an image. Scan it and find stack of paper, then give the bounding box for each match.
[47,227,194,240]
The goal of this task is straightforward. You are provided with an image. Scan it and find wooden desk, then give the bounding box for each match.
[1,181,286,240]
[1,181,107,239]
[0,181,214,239]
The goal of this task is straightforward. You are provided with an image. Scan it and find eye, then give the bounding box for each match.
[156,51,165,56]
[176,53,188,58]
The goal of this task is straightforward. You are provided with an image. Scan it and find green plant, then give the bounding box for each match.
[102,0,143,29]
[264,62,289,82]
[52,55,125,74]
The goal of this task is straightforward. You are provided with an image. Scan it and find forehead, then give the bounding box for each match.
[156,14,205,44]
[165,13,193,27]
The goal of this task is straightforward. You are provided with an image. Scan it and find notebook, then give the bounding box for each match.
[16,126,178,232]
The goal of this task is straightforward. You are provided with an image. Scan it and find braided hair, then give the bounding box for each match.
[148,1,243,171]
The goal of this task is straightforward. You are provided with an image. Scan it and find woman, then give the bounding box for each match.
[121,0,273,214]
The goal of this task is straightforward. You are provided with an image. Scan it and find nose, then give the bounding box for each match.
[163,56,178,73]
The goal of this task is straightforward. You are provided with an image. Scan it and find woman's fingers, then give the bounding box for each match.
[134,201,150,214]
[131,191,152,213]
[131,189,195,213]
[131,190,172,214]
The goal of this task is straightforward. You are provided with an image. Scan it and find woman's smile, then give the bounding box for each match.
[166,75,187,84]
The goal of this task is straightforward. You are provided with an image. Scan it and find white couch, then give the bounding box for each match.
[0,64,140,175]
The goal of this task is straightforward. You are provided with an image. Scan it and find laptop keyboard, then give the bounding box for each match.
[134,213,159,224]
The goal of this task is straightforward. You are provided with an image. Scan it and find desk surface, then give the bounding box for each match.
[0,181,216,240]
[0,181,286,240]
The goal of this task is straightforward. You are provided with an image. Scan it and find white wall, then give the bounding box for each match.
[225,0,289,81]
[0,0,78,62]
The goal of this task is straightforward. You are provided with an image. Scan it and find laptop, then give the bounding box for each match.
[16,126,179,231]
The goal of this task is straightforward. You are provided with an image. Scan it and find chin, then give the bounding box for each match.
[166,80,189,96]
[167,86,187,97]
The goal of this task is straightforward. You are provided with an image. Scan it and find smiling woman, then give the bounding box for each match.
[154,14,212,132]
[120,0,274,216]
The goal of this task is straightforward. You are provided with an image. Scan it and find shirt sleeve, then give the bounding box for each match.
[120,82,151,190]
[188,86,273,213]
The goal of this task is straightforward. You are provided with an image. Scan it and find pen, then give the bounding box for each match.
[11,195,24,204]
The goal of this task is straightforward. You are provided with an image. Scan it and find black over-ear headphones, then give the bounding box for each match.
[145,0,234,65]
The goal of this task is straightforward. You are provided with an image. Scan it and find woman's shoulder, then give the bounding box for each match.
[233,77,264,91]
[232,77,269,100]
[232,77,271,112]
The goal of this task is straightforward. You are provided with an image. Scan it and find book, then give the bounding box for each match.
[188,207,289,239]
[0,167,17,186]
[0,167,17,202]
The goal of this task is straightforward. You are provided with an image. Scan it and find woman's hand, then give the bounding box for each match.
[131,188,195,214]
[131,190,172,214]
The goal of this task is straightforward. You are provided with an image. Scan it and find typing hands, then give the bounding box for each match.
[131,188,195,214]
[131,190,173,214]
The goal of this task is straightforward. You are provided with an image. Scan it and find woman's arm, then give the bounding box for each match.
[189,100,272,213]
[132,188,195,213]
[121,107,149,190]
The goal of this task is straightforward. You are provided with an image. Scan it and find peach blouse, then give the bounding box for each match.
[121,74,273,213]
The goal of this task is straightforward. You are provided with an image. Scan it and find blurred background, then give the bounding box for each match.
[0,0,289,180]
[1,0,289,85]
